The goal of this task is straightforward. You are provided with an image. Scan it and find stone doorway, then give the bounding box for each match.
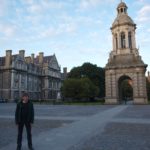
[118,76,133,104]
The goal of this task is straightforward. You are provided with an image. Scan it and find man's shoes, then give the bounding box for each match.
[16,146,21,150]
[28,146,34,150]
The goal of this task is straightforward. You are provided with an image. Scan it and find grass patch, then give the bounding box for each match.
[32,100,57,105]
[32,99,105,105]
[61,101,104,105]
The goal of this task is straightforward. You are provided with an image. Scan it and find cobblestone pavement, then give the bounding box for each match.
[0,104,150,150]
[0,103,114,149]
[69,105,150,150]
[0,103,115,116]
[0,118,73,149]
[70,122,150,150]
[116,105,150,119]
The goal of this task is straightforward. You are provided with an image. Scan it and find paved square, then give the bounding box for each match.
[0,104,150,150]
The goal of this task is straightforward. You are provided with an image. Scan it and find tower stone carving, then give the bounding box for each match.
[105,1,148,104]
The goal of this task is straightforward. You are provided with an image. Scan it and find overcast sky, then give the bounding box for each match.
[0,0,150,72]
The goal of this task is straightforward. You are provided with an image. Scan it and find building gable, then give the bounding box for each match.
[48,55,60,70]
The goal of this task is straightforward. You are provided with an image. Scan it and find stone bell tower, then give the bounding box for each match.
[105,1,148,104]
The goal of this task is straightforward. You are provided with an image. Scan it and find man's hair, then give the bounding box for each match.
[22,92,29,97]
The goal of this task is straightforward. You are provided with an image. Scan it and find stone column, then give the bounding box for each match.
[105,71,118,104]
[25,73,28,91]
[116,33,119,51]
[10,70,15,101]
[44,77,49,100]
[111,74,117,98]
[134,72,139,97]
[19,73,22,98]
[105,74,111,97]
[112,33,115,51]
[132,31,136,49]
[45,77,49,88]
[125,31,129,49]
[133,71,147,104]
[118,32,121,50]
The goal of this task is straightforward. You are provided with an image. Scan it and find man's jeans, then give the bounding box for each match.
[17,123,32,148]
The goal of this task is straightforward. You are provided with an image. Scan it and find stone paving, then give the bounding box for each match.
[0,104,150,150]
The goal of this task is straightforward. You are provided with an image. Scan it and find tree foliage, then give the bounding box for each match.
[68,63,105,97]
[61,78,99,101]
[120,80,133,99]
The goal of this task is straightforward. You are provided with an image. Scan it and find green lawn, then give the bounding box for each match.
[32,99,105,105]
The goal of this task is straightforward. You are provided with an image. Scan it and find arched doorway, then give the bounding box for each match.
[118,75,133,104]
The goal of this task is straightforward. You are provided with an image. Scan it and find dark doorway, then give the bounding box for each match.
[118,76,133,104]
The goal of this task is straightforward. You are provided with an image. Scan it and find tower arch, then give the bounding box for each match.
[118,75,133,103]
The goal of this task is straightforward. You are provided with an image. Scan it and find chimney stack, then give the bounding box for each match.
[63,67,67,74]
[63,67,68,79]
[39,52,44,64]
[19,50,25,58]
[31,53,34,63]
[5,50,12,66]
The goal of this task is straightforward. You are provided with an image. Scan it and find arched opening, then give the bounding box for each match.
[121,32,126,48]
[121,8,123,13]
[128,32,132,49]
[118,76,133,104]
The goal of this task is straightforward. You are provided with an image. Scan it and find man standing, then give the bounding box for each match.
[15,92,34,150]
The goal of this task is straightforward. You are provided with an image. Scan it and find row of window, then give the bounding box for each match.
[49,81,61,89]
[43,69,61,78]
[14,79,61,91]
[114,32,132,49]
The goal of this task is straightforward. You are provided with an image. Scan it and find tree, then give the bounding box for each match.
[68,63,105,97]
[61,78,99,101]
[121,79,133,99]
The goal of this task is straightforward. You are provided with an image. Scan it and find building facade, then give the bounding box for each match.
[105,1,148,104]
[0,50,62,101]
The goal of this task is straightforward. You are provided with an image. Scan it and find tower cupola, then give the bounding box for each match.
[117,1,128,15]
[110,1,137,55]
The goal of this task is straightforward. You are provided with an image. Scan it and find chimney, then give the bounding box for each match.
[39,52,44,64]
[19,50,25,58]
[63,67,67,74]
[63,67,68,79]
[5,50,12,66]
[31,53,34,63]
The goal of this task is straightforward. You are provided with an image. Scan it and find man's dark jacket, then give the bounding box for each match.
[15,101,34,124]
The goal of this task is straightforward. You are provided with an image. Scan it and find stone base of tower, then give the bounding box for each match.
[105,98,119,104]
[105,97,148,105]
[133,98,148,104]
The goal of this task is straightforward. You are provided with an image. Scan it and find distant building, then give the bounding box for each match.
[0,50,62,101]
